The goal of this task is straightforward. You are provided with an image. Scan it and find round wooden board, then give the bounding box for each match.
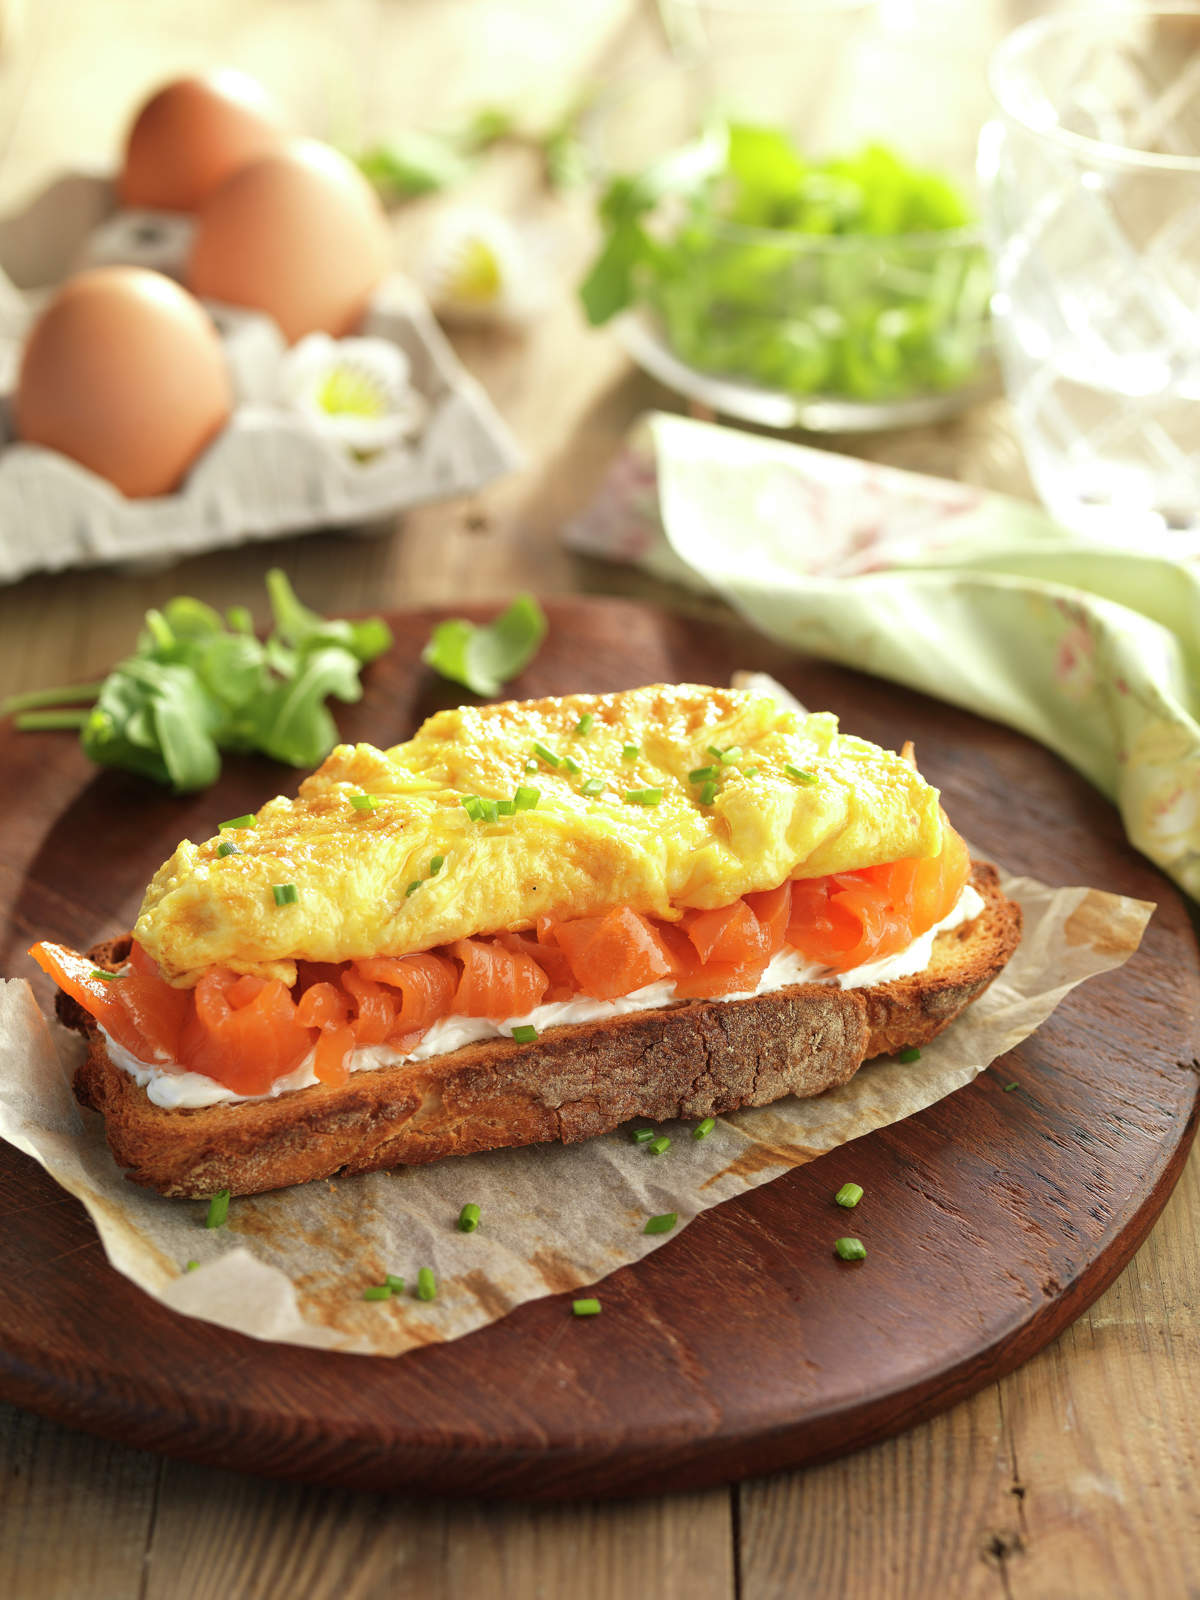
[1,598,1197,1501]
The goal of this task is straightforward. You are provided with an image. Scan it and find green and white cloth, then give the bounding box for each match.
[567,412,1200,901]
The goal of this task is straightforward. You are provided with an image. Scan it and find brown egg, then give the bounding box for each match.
[120,70,286,213]
[187,139,390,343]
[15,267,233,499]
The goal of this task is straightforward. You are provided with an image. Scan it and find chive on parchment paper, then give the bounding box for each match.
[0,861,1150,1357]
[568,412,1200,905]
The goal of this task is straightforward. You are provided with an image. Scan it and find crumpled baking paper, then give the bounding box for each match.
[0,866,1151,1356]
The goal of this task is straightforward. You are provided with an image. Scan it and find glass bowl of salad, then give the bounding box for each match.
[581,47,995,431]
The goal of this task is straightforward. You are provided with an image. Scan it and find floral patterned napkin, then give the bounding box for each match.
[567,412,1200,902]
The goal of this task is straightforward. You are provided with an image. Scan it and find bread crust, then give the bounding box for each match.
[60,864,1021,1198]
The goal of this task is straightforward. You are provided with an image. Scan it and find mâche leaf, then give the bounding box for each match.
[265,569,392,664]
[10,570,393,792]
[82,659,223,790]
[354,102,591,203]
[192,633,271,718]
[422,593,548,698]
[580,218,650,327]
[250,645,365,768]
[355,131,473,198]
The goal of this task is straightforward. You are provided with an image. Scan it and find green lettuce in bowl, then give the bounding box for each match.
[582,120,992,428]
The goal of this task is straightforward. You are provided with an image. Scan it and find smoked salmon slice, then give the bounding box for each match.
[450,938,549,1019]
[550,906,675,1000]
[356,952,458,1030]
[32,823,972,1094]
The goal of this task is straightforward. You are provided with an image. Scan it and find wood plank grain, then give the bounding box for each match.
[141,1465,733,1600]
[0,1402,160,1600]
[1000,1158,1200,1599]
[0,1399,735,1600]
[736,1391,1014,1599]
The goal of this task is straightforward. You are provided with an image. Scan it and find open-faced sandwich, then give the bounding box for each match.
[32,683,1021,1197]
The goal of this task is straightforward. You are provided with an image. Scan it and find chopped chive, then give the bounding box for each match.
[385,1274,406,1292]
[632,1127,656,1144]
[532,742,562,768]
[90,968,124,983]
[458,1202,481,1233]
[416,1267,437,1301]
[185,1259,200,1272]
[362,1284,391,1301]
[706,745,725,761]
[483,799,503,824]
[835,1182,864,1209]
[216,840,240,858]
[625,787,663,806]
[784,764,818,786]
[271,883,299,906]
[205,1189,230,1229]
[513,785,540,810]
[511,1024,539,1043]
[349,793,378,811]
[218,814,256,831]
[834,1237,867,1262]
[1003,1081,1018,1093]
[647,1134,671,1155]
[1,679,104,716]
[461,795,484,820]
[692,1117,716,1140]
[699,780,719,806]
[744,766,759,777]
[897,1046,921,1063]
[574,713,595,736]
[524,759,539,773]
[644,1212,678,1235]
[580,777,605,796]
[429,855,445,874]
[572,1298,602,1316]
[722,746,743,763]
[405,879,423,897]
[562,756,582,775]
[689,765,717,783]
[621,743,639,762]
[15,709,91,731]
[497,799,516,815]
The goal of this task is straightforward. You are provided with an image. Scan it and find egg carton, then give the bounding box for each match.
[0,171,521,584]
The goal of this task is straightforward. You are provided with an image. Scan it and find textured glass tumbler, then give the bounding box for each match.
[979,10,1200,543]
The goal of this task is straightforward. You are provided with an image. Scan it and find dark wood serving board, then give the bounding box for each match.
[1,598,1196,1500]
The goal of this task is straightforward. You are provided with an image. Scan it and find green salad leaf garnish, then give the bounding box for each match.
[354,101,587,201]
[581,123,990,404]
[422,593,548,698]
[354,131,474,199]
[1,570,392,792]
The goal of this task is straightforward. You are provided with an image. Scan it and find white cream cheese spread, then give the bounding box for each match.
[103,884,984,1111]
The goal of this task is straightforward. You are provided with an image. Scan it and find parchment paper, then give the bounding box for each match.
[0,867,1152,1356]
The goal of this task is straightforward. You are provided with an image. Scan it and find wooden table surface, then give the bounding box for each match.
[1,2,1197,1596]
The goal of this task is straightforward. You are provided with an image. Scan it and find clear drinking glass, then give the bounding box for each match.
[979,9,1200,543]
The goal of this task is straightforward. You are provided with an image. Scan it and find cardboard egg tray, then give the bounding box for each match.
[0,172,520,585]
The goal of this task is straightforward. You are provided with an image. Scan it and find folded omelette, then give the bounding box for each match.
[135,684,943,986]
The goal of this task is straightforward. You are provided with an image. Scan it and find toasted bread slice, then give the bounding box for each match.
[58,863,1020,1198]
